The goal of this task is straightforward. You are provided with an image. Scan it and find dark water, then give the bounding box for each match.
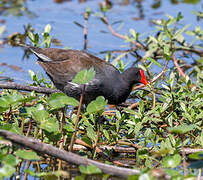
[0,0,202,84]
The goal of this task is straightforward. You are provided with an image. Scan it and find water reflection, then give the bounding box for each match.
[0,0,35,17]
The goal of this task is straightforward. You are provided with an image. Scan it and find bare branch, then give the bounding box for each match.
[83,11,89,51]
[102,17,145,49]
[0,82,60,94]
[0,130,140,178]
[172,54,186,79]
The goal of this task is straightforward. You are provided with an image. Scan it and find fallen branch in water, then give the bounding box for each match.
[72,143,203,155]
[0,130,140,178]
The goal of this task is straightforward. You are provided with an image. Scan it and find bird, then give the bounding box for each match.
[21,44,149,105]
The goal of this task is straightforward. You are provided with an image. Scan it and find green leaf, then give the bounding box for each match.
[86,126,96,142]
[103,129,110,141]
[147,57,162,68]
[165,169,180,177]
[0,164,16,178]
[0,25,5,37]
[86,96,107,114]
[180,102,187,112]
[72,68,96,84]
[127,175,139,180]
[16,150,40,160]
[79,165,102,175]
[162,154,181,168]
[176,12,183,21]
[162,84,170,90]
[63,124,75,133]
[0,93,23,107]
[3,155,17,166]
[192,11,203,18]
[134,122,143,137]
[31,110,49,123]
[0,98,10,108]
[167,124,197,134]
[123,108,136,114]
[2,123,21,135]
[27,31,35,42]
[49,93,79,108]
[40,117,59,133]
[44,24,51,33]
[173,24,190,40]
[189,152,203,160]
[129,29,139,40]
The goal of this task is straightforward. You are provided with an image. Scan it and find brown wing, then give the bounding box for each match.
[35,48,119,84]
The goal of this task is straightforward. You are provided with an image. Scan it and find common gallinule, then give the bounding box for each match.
[22,44,149,104]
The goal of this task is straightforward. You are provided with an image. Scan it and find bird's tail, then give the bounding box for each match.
[18,43,52,62]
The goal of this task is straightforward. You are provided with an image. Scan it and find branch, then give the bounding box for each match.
[176,47,203,57]
[83,11,89,51]
[0,82,60,94]
[171,54,186,79]
[72,144,203,155]
[0,130,140,178]
[102,17,145,49]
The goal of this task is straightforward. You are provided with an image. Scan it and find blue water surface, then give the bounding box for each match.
[0,0,202,83]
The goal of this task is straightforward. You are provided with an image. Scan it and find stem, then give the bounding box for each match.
[83,11,89,51]
[172,54,186,79]
[93,115,101,159]
[6,106,12,123]
[142,59,156,109]
[26,119,32,137]
[180,135,187,176]
[21,117,25,135]
[23,161,31,180]
[60,107,66,132]
[69,85,86,152]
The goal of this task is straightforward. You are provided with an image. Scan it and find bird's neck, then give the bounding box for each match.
[110,78,133,104]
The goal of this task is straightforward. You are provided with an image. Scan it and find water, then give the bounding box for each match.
[0,1,202,179]
[0,0,202,83]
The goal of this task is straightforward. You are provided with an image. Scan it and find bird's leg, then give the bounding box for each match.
[69,84,86,152]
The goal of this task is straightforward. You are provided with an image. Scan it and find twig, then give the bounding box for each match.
[72,144,203,154]
[69,84,86,152]
[21,117,25,135]
[181,148,203,154]
[182,147,187,176]
[0,129,140,178]
[102,16,145,49]
[144,64,156,109]
[26,119,32,137]
[93,115,101,158]
[23,161,31,180]
[0,82,60,94]
[83,11,89,51]
[197,169,201,180]
[176,47,203,57]
[171,54,186,79]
